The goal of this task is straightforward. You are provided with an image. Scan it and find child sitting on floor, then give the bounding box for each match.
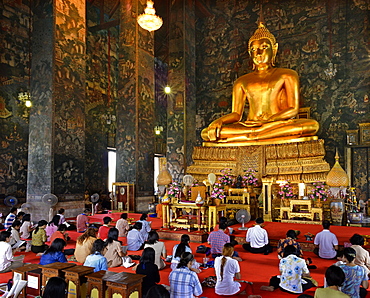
[84,239,108,272]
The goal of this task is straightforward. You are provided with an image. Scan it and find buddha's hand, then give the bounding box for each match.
[208,119,223,141]
[240,121,264,127]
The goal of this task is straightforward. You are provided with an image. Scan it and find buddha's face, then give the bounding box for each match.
[249,38,276,66]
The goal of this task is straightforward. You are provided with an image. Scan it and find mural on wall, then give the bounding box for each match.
[195,0,370,196]
[0,2,31,198]
[116,0,155,193]
[53,0,86,196]
[85,13,119,194]
[167,0,197,182]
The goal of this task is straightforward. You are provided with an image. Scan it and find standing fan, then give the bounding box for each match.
[4,196,18,207]
[42,193,58,221]
[21,203,33,214]
[90,193,100,215]
[235,209,251,230]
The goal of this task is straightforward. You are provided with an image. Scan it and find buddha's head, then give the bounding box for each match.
[248,22,278,68]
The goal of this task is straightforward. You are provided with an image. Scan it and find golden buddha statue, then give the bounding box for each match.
[201,23,319,144]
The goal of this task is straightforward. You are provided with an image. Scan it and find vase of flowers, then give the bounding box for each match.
[166,181,182,203]
[219,168,234,186]
[242,168,258,192]
[210,182,226,206]
[309,181,328,207]
[279,182,294,206]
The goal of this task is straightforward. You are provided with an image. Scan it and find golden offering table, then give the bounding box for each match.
[280,199,323,223]
[208,204,227,231]
[170,203,208,231]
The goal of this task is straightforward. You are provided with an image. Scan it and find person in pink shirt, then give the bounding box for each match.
[45,215,60,242]
[76,209,90,233]
[98,217,112,240]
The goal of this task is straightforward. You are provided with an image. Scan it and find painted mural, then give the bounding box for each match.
[0,1,31,199]
[53,0,86,196]
[195,0,370,197]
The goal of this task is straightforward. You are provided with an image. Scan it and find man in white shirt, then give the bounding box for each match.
[243,218,271,255]
[314,220,338,259]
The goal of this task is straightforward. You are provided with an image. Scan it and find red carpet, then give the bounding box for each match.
[2,214,369,298]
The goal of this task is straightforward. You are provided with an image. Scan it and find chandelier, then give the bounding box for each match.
[137,0,163,32]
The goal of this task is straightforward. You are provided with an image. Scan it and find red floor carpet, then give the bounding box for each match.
[2,213,369,298]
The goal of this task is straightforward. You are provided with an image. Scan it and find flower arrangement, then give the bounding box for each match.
[242,168,258,187]
[167,181,182,198]
[210,182,227,201]
[219,168,234,186]
[278,182,294,199]
[308,181,328,201]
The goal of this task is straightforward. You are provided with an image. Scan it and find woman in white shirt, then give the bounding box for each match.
[8,221,26,251]
[215,243,252,296]
[0,231,23,273]
[20,214,34,239]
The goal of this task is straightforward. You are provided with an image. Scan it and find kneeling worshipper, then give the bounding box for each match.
[127,222,145,251]
[243,217,272,255]
[39,238,67,265]
[260,245,316,295]
[0,231,24,273]
[314,265,350,298]
[84,239,108,272]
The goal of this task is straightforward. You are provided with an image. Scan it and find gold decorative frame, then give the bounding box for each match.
[359,123,370,145]
[346,129,359,146]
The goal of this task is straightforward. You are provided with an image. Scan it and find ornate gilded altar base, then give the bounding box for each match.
[187,139,330,183]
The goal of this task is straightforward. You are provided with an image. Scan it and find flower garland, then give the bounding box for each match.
[278,182,294,199]
[308,181,328,201]
[242,168,258,187]
[210,182,226,201]
[167,181,182,198]
[219,168,234,186]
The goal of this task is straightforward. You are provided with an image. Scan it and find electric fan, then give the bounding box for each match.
[90,193,100,215]
[42,193,58,221]
[235,209,251,230]
[4,196,18,207]
[21,203,33,214]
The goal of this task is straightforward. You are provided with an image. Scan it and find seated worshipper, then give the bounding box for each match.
[144,230,167,270]
[20,213,35,239]
[314,265,349,298]
[74,227,97,263]
[314,220,338,259]
[127,222,145,251]
[104,227,125,267]
[277,229,303,258]
[31,220,49,253]
[16,212,25,222]
[84,239,108,272]
[76,209,90,233]
[56,208,73,229]
[208,222,230,258]
[45,215,60,242]
[214,217,232,235]
[0,231,24,273]
[98,216,112,240]
[145,284,170,298]
[243,217,271,255]
[171,234,191,269]
[215,243,260,297]
[260,245,315,295]
[136,247,160,296]
[339,247,368,298]
[349,234,370,276]
[169,252,203,298]
[116,213,129,237]
[41,276,67,298]
[8,220,26,251]
[39,238,67,265]
[50,225,74,255]
[137,213,151,241]
[4,207,17,230]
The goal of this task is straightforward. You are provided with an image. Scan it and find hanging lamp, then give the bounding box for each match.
[137,0,163,32]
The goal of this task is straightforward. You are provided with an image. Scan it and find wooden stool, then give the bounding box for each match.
[12,264,40,298]
[26,268,43,297]
[105,272,145,298]
[86,270,117,298]
[63,265,94,298]
[40,262,76,289]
